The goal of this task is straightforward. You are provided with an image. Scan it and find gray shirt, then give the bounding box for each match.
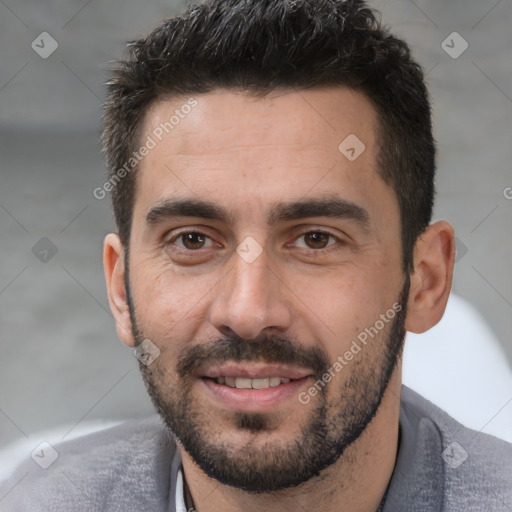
[1,386,511,511]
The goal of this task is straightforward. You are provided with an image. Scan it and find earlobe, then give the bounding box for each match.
[405,221,455,334]
[103,233,136,347]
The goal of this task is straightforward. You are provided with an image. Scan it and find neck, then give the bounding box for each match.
[180,372,402,512]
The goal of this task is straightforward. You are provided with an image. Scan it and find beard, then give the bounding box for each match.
[125,269,409,493]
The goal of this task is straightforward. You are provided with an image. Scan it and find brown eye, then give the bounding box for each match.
[184,233,204,249]
[180,232,207,249]
[170,231,216,251]
[303,232,331,249]
[288,229,345,254]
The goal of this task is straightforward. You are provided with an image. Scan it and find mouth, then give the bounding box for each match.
[203,376,295,389]
[197,363,313,411]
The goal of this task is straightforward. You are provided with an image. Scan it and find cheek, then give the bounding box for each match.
[289,266,395,357]
[131,260,220,339]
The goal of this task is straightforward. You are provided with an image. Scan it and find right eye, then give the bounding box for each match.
[170,231,216,251]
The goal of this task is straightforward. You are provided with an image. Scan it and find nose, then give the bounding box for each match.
[208,246,292,340]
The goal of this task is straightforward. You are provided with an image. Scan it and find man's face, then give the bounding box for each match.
[125,87,407,492]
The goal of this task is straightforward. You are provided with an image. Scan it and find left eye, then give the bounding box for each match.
[294,231,339,250]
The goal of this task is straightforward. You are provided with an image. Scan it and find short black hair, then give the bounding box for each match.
[101,0,435,273]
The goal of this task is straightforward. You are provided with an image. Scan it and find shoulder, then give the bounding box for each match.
[400,385,512,510]
[0,415,176,512]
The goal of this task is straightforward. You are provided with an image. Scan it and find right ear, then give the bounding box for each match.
[103,233,136,347]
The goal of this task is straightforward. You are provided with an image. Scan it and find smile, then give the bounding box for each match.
[206,376,293,389]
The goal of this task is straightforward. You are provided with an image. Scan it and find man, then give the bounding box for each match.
[2,0,511,510]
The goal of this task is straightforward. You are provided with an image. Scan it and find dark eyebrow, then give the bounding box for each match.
[267,195,370,229]
[145,195,370,230]
[146,199,236,226]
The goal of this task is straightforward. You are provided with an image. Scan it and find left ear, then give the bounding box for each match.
[405,220,455,334]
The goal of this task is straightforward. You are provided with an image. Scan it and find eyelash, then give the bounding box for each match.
[166,228,343,253]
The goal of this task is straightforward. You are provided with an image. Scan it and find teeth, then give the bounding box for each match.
[269,377,282,387]
[252,378,269,389]
[215,376,294,389]
[235,378,252,389]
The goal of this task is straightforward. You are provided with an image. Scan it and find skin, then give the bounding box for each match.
[104,86,455,512]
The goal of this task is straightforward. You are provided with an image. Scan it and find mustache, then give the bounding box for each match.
[176,333,330,379]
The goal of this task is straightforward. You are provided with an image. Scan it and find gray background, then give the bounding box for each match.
[1,0,511,456]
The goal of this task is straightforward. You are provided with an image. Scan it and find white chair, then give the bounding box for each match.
[403,293,512,443]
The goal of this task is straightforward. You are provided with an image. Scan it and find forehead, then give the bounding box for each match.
[142,86,377,157]
[133,87,396,230]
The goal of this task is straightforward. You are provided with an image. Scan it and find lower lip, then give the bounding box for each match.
[200,377,311,411]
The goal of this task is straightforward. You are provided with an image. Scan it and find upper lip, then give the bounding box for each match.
[197,363,312,380]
